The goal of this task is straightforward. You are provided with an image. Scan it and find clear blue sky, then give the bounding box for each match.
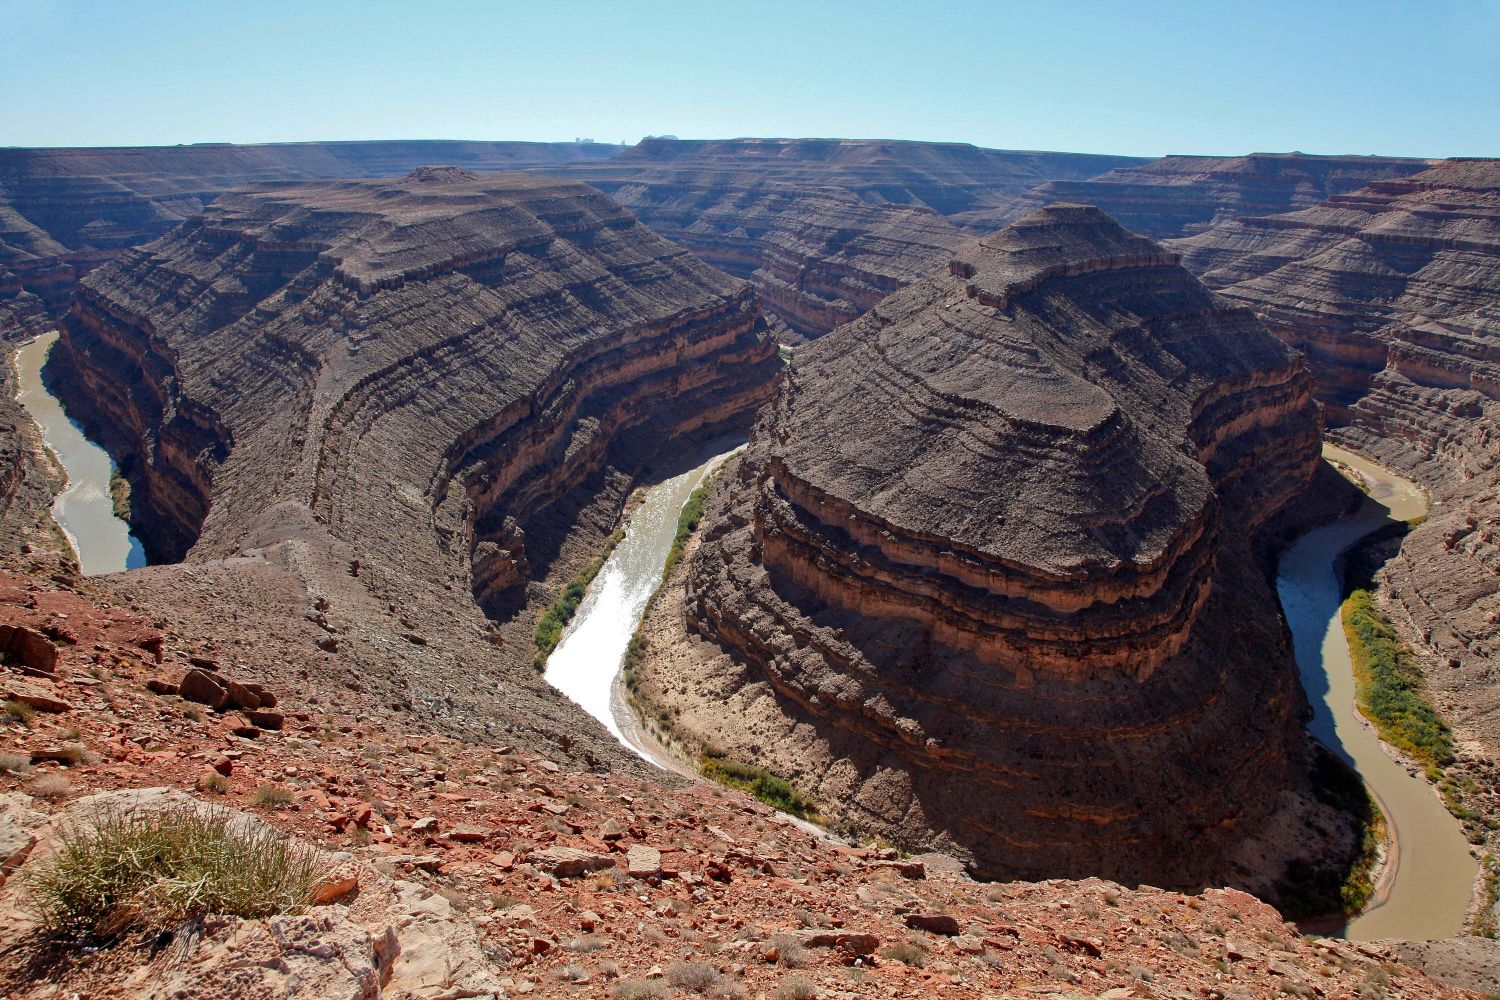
[3,0,1495,157]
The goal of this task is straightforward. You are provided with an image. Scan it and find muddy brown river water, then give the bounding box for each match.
[13,331,144,575]
[1278,444,1475,939]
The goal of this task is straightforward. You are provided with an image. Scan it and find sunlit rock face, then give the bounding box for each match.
[680,205,1332,891]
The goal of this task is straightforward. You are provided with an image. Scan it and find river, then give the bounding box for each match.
[12,331,145,575]
[1277,444,1476,940]
[544,441,742,773]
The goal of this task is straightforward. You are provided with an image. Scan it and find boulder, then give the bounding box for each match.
[0,625,58,675]
[533,846,614,879]
[904,912,961,936]
[626,843,663,878]
[3,678,70,713]
[179,667,228,709]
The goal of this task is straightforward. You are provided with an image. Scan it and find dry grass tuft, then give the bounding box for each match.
[23,805,323,943]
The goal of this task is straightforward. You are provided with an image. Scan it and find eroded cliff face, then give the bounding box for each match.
[552,139,1144,339]
[47,169,777,756]
[639,206,1341,893]
[0,141,624,339]
[1173,158,1500,766]
[1000,153,1430,240]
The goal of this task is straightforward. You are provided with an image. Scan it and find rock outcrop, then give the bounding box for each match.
[1173,158,1500,771]
[641,205,1346,894]
[551,138,1144,339]
[0,141,623,338]
[44,170,776,757]
[1001,153,1430,239]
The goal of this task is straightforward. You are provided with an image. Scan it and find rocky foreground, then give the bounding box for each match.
[0,559,1486,998]
[630,205,1369,902]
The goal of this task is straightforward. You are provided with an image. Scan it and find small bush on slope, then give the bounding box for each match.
[25,805,322,943]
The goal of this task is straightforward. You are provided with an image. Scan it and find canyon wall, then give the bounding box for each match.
[47,167,777,759]
[0,141,623,337]
[1172,158,1500,760]
[1002,153,1430,239]
[637,205,1352,894]
[549,138,1145,339]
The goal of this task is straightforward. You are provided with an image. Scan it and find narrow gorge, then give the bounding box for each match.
[34,167,780,762]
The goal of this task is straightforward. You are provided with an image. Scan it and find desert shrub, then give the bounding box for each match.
[24,805,322,942]
[667,960,722,993]
[613,979,668,1000]
[0,751,30,774]
[27,773,72,801]
[770,933,809,968]
[882,940,926,967]
[251,784,295,809]
[700,750,819,821]
[4,698,37,728]
[199,771,230,795]
[661,483,709,582]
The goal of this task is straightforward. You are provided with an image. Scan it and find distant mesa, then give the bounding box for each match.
[404,165,480,183]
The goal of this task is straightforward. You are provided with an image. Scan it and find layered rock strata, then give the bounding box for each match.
[47,170,776,756]
[552,138,1144,339]
[1173,158,1500,761]
[654,205,1337,890]
[0,141,623,338]
[1002,153,1429,240]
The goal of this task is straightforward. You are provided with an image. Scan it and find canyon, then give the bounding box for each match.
[0,140,623,341]
[38,167,778,767]
[631,204,1363,902]
[1170,159,1500,861]
[1005,153,1431,239]
[0,133,1497,996]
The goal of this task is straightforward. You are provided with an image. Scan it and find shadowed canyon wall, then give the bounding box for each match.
[637,205,1355,895]
[1172,158,1500,763]
[42,168,777,760]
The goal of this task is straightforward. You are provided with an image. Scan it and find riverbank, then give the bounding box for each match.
[542,438,742,756]
[1278,444,1477,940]
[12,331,143,576]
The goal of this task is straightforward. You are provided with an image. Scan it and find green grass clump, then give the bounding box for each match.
[24,806,323,943]
[661,483,709,583]
[621,632,648,693]
[1342,588,1454,770]
[700,749,820,821]
[532,530,624,671]
[108,468,132,522]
